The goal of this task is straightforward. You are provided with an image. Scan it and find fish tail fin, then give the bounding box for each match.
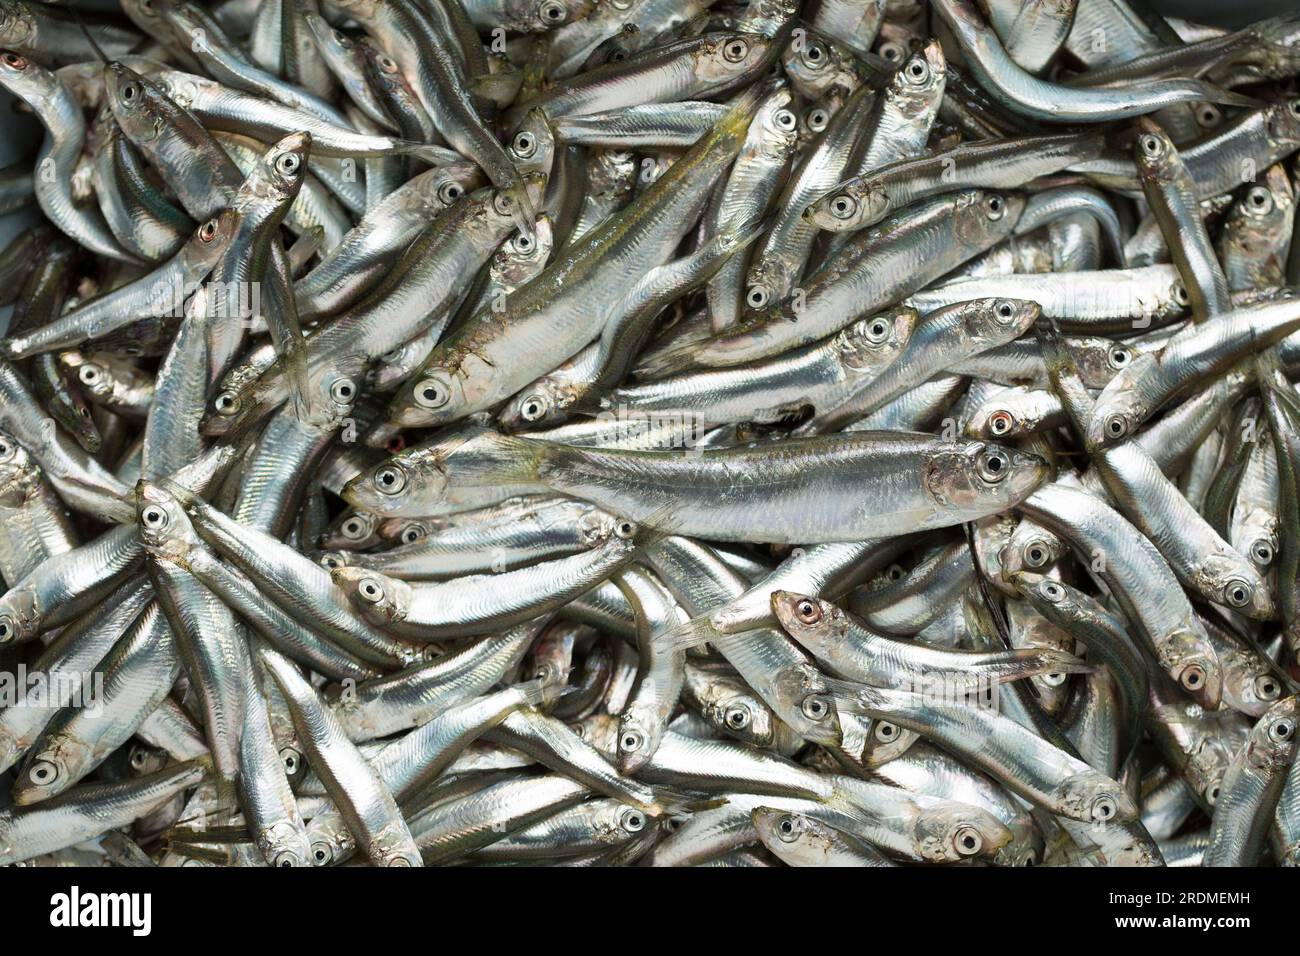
[654,613,722,654]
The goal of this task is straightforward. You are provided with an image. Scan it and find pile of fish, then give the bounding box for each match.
[1,0,1300,868]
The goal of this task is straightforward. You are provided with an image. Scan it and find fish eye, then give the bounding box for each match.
[519,394,548,421]
[614,519,636,539]
[1204,781,1220,805]
[413,377,449,409]
[830,194,857,220]
[983,195,1005,220]
[619,808,646,833]
[994,300,1016,321]
[1251,539,1274,566]
[319,554,343,569]
[130,749,148,770]
[0,437,14,461]
[802,43,826,68]
[275,152,301,176]
[373,464,407,495]
[437,181,463,204]
[1090,795,1117,822]
[1222,578,1253,608]
[1246,187,1273,213]
[987,410,1014,437]
[1254,675,1281,701]
[953,825,982,856]
[0,614,14,643]
[887,564,905,581]
[745,285,770,309]
[512,232,534,253]
[311,843,333,865]
[775,814,801,842]
[273,852,298,867]
[1174,283,1190,305]
[28,760,58,786]
[864,316,890,343]
[773,108,796,131]
[140,504,169,529]
[357,577,386,604]
[329,378,356,404]
[1024,542,1050,569]
[1040,671,1067,687]
[511,131,537,158]
[401,526,423,544]
[279,748,300,775]
[722,38,749,63]
[492,193,515,216]
[77,363,103,386]
[1040,581,1065,603]
[1104,414,1129,440]
[794,598,822,625]
[873,721,898,742]
[198,218,219,241]
[801,693,831,721]
[1268,717,1295,743]
[806,107,829,132]
[878,41,904,61]
[976,448,1010,483]
[120,81,140,103]
[724,704,751,729]
[619,728,645,752]
[1,52,28,70]
[1197,104,1221,127]
[904,57,929,84]
[1138,133,1164,159]
[213,390,241,415]
[1180,664,1206,692]
[1107,345,1131,369]
[341,517,365,539]
[538,0,567,23]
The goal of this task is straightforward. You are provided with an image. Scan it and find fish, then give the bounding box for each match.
[1,0,1298,871]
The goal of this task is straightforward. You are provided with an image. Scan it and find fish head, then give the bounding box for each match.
[183,207,239,270]
[497,373,575,431]
[752,807,833,860]
[1084,383,1141,449]
[13,733,87,805]
[330,566,410,624]
[260,821,312,869]
[1156,626,1223,709]
[693,32,773,86]
[319,509,382,550]
[770,589,845,645]
[342,448,444,516]
[240,130,313,209]
[0,583,40,644]
[508,109,557,182]
[1050,769,1138,825]
[615,703,662,775]
[1266,97,1300,151]
[135,479,201,562]
[889,39,946,116]
[953,189,1024,249]
[1200,552,1274,621]
[0,48,49,105]
[806,177,890,232]
[1243,695,1300,772]
[966,297,1040,347]
[913,801,1013,863]
[924,440,1048,520]
[0,428,39,506]
[1132,116,1183,188]
[502,0,595,32]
